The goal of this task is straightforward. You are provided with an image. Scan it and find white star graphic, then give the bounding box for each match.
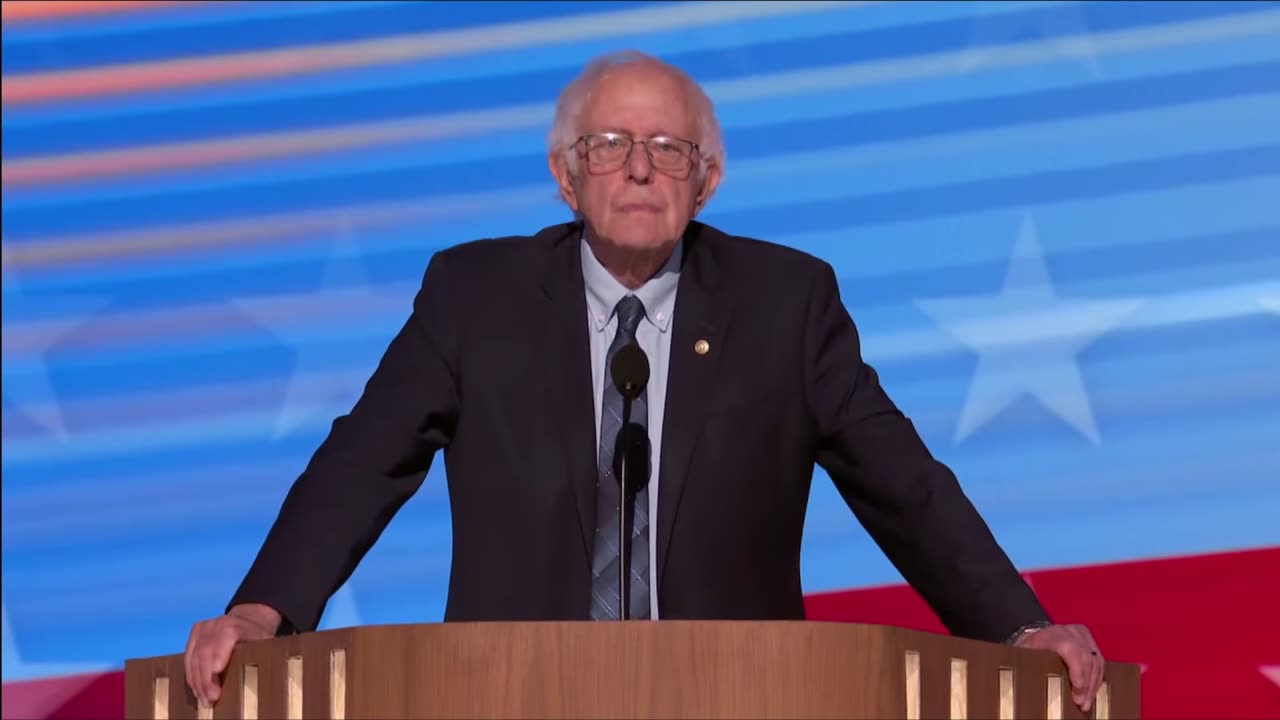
[318,582,363,630]
[1,244,111,442]
[960,1,1103,78]
[915,213,1143,445]
[1260,664,1280,689]
[232,217,408,440]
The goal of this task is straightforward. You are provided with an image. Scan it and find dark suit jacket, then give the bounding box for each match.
[229,220,1049,643]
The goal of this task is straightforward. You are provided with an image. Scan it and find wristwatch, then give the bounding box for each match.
[1004,620,1054,645]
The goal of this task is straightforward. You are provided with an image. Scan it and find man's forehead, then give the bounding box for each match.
[591,64,687,97]
[582,75,694,133]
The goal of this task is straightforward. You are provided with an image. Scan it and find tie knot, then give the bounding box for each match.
[614,295,646,338]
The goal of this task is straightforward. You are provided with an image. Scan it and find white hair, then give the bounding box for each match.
[547,50,726,179]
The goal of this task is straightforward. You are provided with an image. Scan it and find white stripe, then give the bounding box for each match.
[707,10,1280,102]
[870,280,1278,363]
[362,1,874,60]
[4,265,1273,364]
[1,11,1272,271]
[3,1,872,87]
[3,281,1273,465]
[5,7,1274,204]
[2,184,558,267]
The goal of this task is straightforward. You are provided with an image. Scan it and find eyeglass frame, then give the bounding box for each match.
[571,132,704,178]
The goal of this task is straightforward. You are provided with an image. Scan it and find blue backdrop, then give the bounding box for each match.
[3,0,1278,679]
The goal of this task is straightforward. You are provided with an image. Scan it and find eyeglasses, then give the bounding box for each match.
[574,133,701,176]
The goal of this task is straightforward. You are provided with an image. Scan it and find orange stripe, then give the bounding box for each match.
[5,8,503,105]
[0,2,861,106]
[2,123,407,187]
[5,44,335,106]
[2,185,554,269]
[1,0,198,21]
[1,103,551,187]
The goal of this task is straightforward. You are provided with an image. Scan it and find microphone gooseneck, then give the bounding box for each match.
[609,342,649,620]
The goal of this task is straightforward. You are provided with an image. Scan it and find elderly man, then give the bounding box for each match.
[185,51,1106,711]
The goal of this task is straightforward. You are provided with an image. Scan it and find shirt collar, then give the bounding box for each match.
[581,234,682,334]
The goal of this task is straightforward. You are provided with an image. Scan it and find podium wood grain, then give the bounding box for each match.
[126,621,1141,719]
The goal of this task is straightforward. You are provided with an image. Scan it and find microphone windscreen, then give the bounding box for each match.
[611,343,650,399]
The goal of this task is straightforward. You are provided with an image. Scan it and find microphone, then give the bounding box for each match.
[611,342,649,400]
[609,343,649,620]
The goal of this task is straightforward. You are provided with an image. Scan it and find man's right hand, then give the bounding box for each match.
[184,603,282,708]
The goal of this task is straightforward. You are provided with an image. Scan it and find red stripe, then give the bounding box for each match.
[0,671,122,720]
[807,546,1280,719]
[6,546,1278,719]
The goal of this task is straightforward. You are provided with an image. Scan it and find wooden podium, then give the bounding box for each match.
[125,621,1140,719]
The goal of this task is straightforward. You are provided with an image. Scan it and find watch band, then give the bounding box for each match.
[1004,620,1054,645]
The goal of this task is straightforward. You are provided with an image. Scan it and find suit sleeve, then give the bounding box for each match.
[227,251,461,633]
[803,261,1049,643]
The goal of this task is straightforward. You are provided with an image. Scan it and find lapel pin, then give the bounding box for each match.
[694,339,710,355]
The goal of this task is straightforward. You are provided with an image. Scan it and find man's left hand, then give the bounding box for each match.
[1013,623,1105,713]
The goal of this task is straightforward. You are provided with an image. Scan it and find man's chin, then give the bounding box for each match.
[608,228,676,251]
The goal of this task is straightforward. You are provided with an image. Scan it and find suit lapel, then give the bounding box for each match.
[656,222,732,587]
[538,223,599,566]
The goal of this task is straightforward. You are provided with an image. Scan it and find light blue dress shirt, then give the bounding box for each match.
[580,236,681,620]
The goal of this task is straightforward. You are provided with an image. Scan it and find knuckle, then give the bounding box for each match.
[200,647,220,666]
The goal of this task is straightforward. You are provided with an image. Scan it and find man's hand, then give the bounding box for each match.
[184,604,281,708]
[1013,623,1105,712]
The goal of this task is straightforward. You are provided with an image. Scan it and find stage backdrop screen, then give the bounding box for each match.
[3,1,1278,717]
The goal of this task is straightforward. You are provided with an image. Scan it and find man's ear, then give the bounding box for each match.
[692,161,722,216]
[548,151,580,212]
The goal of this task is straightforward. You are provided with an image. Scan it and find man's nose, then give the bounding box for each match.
[624,142,653,182]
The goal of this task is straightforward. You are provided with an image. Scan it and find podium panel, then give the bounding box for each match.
[125,621,1140,719]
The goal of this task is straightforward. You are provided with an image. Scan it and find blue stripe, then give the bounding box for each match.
[0,1,1067,126]
[0,2,664,74]
[3,0,1266,157]
[1,427,319,482]
[852,264,1280,352]
[4,0,1280,682]
[41,333,396,400]
[0,2,402,43]
[875,321,1280,423]
[10,44,1280,210]
[726,60,1280,163]
[706,143,1280,236]
[5,316,1274,479]
[5,226,1273,410]
[4,60,1277,238]
[4,311,1273,473]
[836,226,1280,312]
[8,214,1276,337]
[62,175,1280,300]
